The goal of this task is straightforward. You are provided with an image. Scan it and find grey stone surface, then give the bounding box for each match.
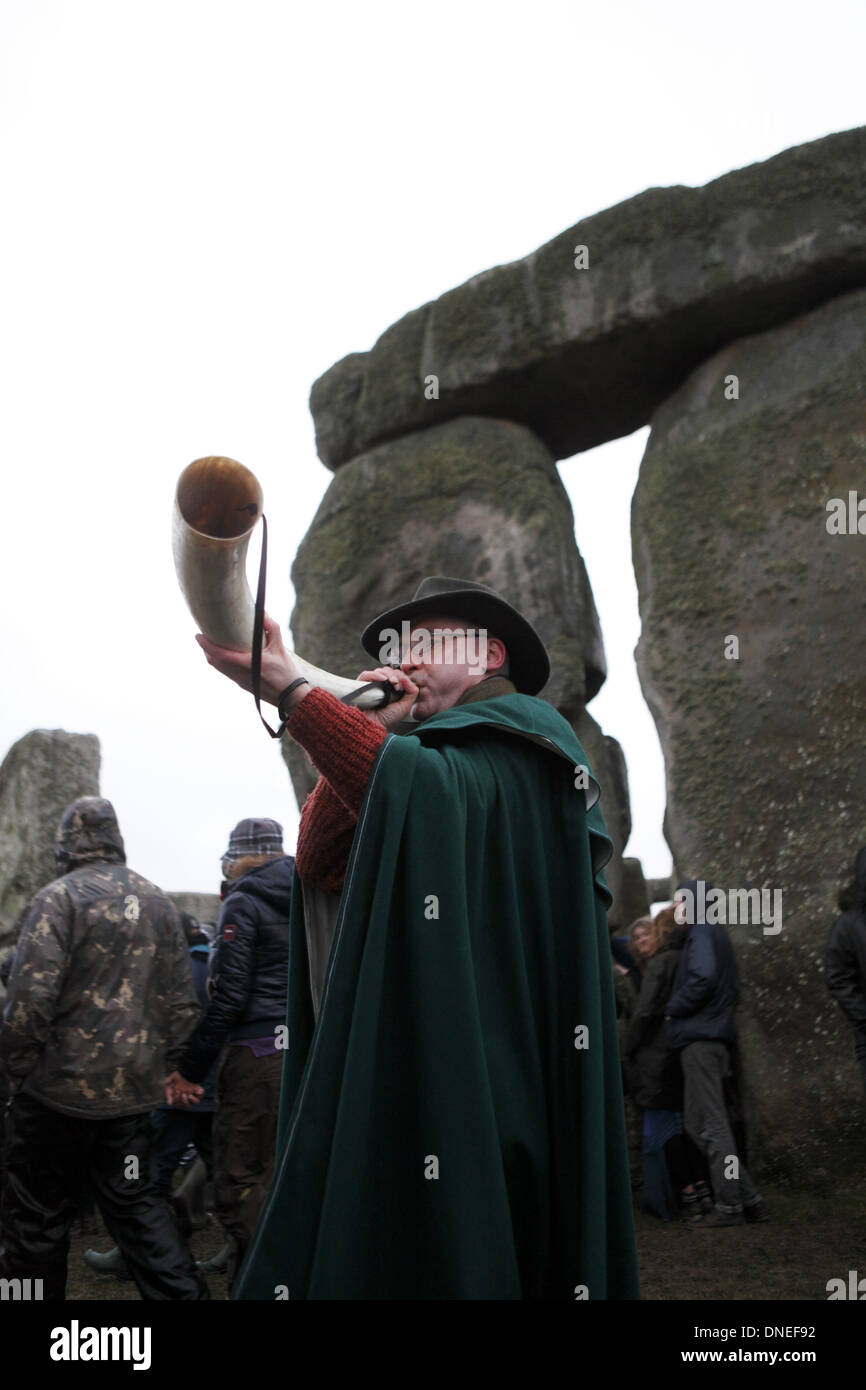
[646,876,673,905]
[311,128,866,469]
[0,730,100,943]
[168,891,222,928]
[632,287,866,1181]
[282,735,318,812]
[573,708,632,926]
[614,857,651,931]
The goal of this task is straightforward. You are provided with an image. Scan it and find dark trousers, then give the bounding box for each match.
[213,1046,282,1289]
[854,1028,866,1101]
[664,1130,709,1193]
[681,1041,760,1212]
[0,1093,208,1300]
[150,1107,214,1193]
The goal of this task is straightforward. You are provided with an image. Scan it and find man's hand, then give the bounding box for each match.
[196,613,307,707]
[164,1071,204,1107]
[357,668,420,730]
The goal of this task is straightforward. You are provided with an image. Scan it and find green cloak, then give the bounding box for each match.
[234,693,639,1300]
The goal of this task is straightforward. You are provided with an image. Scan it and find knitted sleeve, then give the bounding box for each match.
[288,688,389,893]
[286,687,387,816]
[295,777,359,895]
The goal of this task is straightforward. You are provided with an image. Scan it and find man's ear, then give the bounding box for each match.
[485,637,507,673]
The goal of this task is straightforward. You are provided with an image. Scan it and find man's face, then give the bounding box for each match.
[399,613,503,721]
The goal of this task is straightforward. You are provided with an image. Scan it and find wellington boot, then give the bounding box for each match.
[174,1155,208,1230]
[82,1245,133,1279]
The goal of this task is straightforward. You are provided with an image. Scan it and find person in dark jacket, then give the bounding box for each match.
[827,847,866,1100]
[624,908,709,1221]
[664,878,765,1227]
[166,817,293,1290]
[0,797,208,1300]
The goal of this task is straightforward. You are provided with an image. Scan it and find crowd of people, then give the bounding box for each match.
[0,572,864,1299]
[612,893,764,1227]
[0,803,294,1300]
[613,855,866,1231]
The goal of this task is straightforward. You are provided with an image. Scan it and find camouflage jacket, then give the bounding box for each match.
[0,862,200,1118]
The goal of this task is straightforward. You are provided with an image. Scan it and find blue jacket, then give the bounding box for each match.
[665,880,740,1049]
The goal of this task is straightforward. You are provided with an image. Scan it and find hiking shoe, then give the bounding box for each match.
[698,1207,745,1228]
[82,1246,133,1279]
[744,1201,769,1223]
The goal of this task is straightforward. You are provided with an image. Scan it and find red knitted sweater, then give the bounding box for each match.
[287,688,387,894]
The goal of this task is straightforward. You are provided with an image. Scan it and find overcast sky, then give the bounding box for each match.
[1,1,863,895]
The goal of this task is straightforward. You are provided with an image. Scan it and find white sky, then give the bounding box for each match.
[1,0,863,893]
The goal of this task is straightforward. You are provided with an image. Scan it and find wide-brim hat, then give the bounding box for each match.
[361,576,550,695]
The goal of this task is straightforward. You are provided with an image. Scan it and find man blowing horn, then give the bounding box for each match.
[197,576,639,1300]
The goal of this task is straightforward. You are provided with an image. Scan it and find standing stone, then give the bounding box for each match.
[0,729,100,944]
[632,287,866,1181]
[574,708,632,925]
[646,876,673,906]
[615,858,651,931]
[168,891,222,930]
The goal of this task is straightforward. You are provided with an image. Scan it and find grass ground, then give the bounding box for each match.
[634,1184,866,1300]
[61,1183,866,1301]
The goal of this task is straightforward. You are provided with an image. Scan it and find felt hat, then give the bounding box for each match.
[361,576,550,695]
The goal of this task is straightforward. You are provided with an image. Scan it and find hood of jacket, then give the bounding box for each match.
[224,854,295,909]
[55,796,126,874]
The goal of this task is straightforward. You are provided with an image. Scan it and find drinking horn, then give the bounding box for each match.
[172,455,393,709]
